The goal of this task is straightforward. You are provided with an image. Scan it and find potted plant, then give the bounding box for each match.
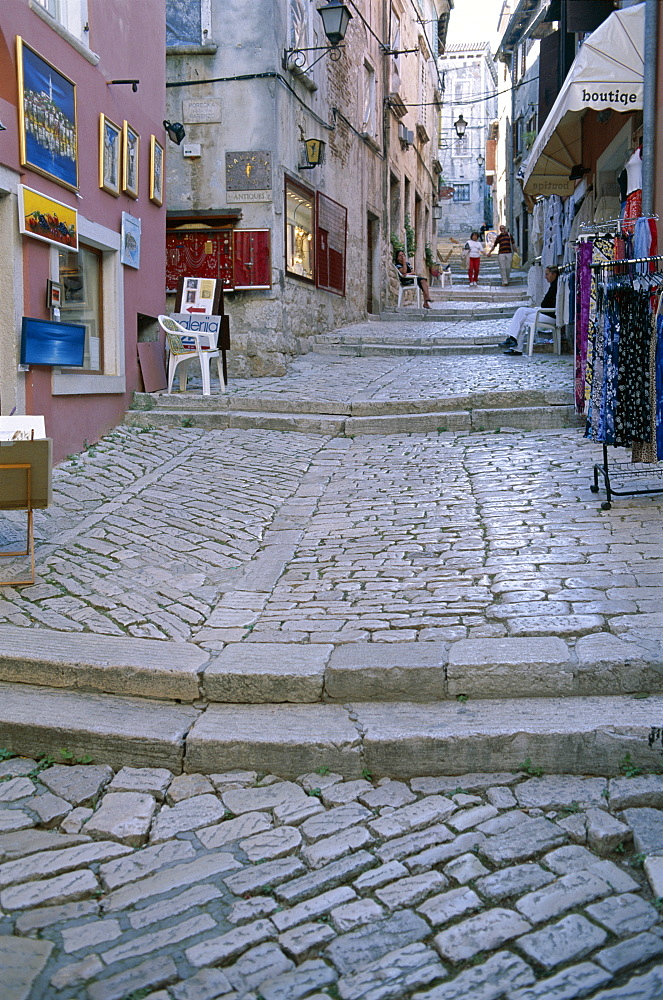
[425,242,440,277]
[404,214,416,257]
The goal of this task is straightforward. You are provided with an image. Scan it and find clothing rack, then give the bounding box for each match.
[587,271,663,509]
[589,253,663,270]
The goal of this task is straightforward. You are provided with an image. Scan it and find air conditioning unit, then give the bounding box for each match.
[398,123,414,146]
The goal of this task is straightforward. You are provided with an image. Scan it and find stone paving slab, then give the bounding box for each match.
[185,703,363,778]
[0,626,208,701]
[0,682,199,771]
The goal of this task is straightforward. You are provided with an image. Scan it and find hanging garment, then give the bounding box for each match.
[625,147,643,194]
[632,310,659,464]
[585,279,653,448]
[657,314,663,460]
[575,241,593,414]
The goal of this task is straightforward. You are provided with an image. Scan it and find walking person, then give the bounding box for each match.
[487,224,519,285]
[463,231,484,286]
[500,266,559,355]
[394,249,433,309]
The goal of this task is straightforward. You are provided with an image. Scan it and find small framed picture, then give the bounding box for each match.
[149,135,164,206]
[46,279,62,310]
[121,211,141,269]
[99,113,121,196]
[122,121,139,199]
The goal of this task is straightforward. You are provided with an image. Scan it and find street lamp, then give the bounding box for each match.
[284,0,352,70]
[476,153,485,168]
[317,1,352,46]
[454,114,467,139]
[163,120,186,145]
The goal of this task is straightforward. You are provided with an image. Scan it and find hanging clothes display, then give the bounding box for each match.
[583,255,663,461]
[575,241,593,414]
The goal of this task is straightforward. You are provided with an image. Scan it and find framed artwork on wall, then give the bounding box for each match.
[121,211,141,268]
[99,114,121,196]
[122,121,139,199]
[16,37,78,191]
[18,184,78,251]
[149,136,164,206]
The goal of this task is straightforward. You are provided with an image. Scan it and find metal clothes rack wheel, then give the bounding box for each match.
[590,443,663,510]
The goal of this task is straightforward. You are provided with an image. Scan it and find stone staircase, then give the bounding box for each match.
[3,266,646,782]
[1,626,661,780]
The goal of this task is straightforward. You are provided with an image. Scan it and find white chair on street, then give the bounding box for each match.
[158,315,225,395]
[397,281,422,308]
[521,307,560,357]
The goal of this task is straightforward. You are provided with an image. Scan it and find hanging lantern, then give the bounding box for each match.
[317,1,352,46]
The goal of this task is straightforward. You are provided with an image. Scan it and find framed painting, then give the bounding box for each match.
[16,37,78,191]
[121,211,141,268]
[122,121,139,199]
[99,113,121,196]
[46,279,62,310]
[149,136,164,206]
[18,184,78,251]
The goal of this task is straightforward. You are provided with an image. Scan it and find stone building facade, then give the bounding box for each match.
[436,42,497,239]
[165,0,450,376]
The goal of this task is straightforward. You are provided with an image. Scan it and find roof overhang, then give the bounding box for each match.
[522,2,644,198]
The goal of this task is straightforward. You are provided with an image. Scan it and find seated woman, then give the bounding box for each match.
[501,266,559,355]
[394,249,432,309]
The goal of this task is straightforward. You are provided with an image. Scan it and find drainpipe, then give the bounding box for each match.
[642,0,657,216]
[508,47,516,237]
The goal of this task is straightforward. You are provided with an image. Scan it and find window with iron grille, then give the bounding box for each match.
[453,184,470,202]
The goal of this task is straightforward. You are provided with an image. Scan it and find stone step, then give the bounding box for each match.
[1,630,658,708]
[0,679,660,778]
[137,388,573,416]
[310,343,502,358]
[382,304,529,320]
[127,404,580,435]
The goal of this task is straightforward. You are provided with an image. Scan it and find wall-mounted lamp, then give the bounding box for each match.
[454,115,468,139]
[298,138,326,170]
[476,153,485,168]
[163,120,186,145]
[569,164,590,180]
[108,79,139,92]
[283,0,352,71]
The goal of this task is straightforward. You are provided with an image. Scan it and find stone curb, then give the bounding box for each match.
[0,627,209,702]
[1,681,661,779]
[0,636,661,705]
[126,405,581,435]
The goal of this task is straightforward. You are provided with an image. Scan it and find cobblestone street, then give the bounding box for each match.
[1,318,663,998]
[3,761,663,1000]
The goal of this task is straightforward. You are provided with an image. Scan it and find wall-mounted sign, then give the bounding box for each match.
[18,185,78,250]
[226,151,272,191]
[183,98,222,123]
[16,37,78,191]
[226,190,272,203]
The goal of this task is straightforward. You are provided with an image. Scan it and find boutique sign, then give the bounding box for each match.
[579,87,640,109]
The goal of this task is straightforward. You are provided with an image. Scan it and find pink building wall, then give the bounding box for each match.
[0,0,165,462]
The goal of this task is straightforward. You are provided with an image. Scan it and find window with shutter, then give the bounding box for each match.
[315,192,347,297]
[233,229,271,289]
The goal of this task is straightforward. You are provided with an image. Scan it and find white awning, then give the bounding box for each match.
[522,2,644,197]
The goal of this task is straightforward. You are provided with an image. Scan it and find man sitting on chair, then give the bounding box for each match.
[501,266,559,355]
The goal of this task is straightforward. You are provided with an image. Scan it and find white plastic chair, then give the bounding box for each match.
[158,315,225,395]
[522,308,560,357]
[397,280,422,308]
